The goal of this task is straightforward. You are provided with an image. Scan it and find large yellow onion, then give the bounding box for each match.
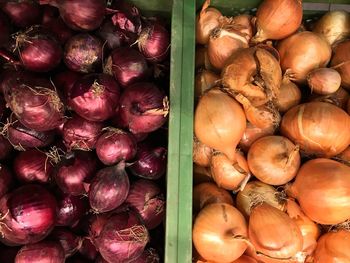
[288,158,350,225]
[331,39,350,89]
[313,10,350,46]
[277,31,331,83]
[196,0,222,45]
[193,203,249,263]
[249,203,303,259]
[280,102,350,157]
[194,88,246,161]
[252,0,302,42]
[313,230,350,262]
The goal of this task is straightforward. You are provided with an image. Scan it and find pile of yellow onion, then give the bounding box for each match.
[193,0,350,262]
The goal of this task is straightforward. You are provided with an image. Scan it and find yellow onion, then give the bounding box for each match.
[287,158,350,224]
[236,181,286,218]
[194,88,246,161]
[210,151,250,192]
[331,39,350,89]
[193,137,212,167]
[307,68,341,95]
[252,0,302,42]
[196,0,222,45]
[286,199,320,256]
[193,203,249,263]
[247,136,300,186]
[196,47,214,71]
[193,164,213,186]
[195,70,220,102]
[276,74,301,113]
[249,203,303,259]
[193,182,233,214]
[310,87,350,110]
[313,10,350,46]
[278,31,332,83]
[207,26,249,70]
[281,102,350,157]
[313,230,350,262]
[230,15,254,39]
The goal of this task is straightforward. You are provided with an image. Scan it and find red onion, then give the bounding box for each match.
[53,70,82,105]
[0,135,13,160]
[87,213,112,240]
[43,17,74,45]
[96,210,149,263]
[95,128,137,165]
[78,237,98,261]
[129,143,167,180]
[49,227,81,258]
[1,0,42,28]
[55,151,97,196]
[13,149,53,184]
[132,248,160,263]
[64,34,103,73]
[62,115,103,151]
[40,0,106,31]
[0,165,12,198]
[14,241,65,263]
[3,71,65,131]
[97,20,126,50]
[0,11,9,47]
[0,245,19,263]
[117,82,169,134]
[15,27,62,72]
[0,185,57,245]
[138,23,170,62]
[41,5,58,24]
[126,179,165,229]
[69,74,120,122]
[109,47,149,87]
[88,162,130,213]
[56,193,87,227]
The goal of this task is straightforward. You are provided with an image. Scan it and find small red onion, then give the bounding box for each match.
[49,227,82,258]
[110,47,149,87]
[0,165,12,198]
[56,193,87,227]
[53,70,82,105]
[69,74,120,122]
[132,248,160,263]
[78,237,98,261]
[15,27,62,72]
[2,0,42,28]
[62,115,103,151]
[40,0,106,31]
[0,11,9,47]
[116,82,169,134]
[0,135,13,160]
[129,143,167,180]
[3,71,65,131]
[55,151,97,196]
[126,179,165,229]
[0,245,19,263]
[13,149,53,184]
[64,33,103,73]
[138,23,170,62]
[88,162,130,213]
[95,128,137,165]
[43,17,74,45]
[95,210,149,263]
[15,241,65,263]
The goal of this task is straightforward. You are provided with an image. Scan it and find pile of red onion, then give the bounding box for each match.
[0,0,169,261]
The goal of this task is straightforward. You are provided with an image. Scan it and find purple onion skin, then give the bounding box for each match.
[13,149,53,184]
[2,1,42,28]
[88,162,130,213]
[110,47,149,87]
[14,241,65,263]
[131,248,160,263]
[64,33,103,73]
[62,115,103,151]
[126,179,165,230]
[0,135,13,160]
[0,11,9,47]
[117,82,168,134]
[43,17,74,45]
[97,20,125,50]
[56,193,88,227]
[0,165,12,198]
[55,151,97,196]
[49,227,81,258]
[3,71,65,131]
[69,74,121,122]
[41,5,59,24]
[129,143,167,180]
[53,70,82,106]
[78,237,98,261]
[96,129,137,165]
[95,211,149,263]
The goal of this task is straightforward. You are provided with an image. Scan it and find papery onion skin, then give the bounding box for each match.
[278,31,332,83]
[247,136,300,186]
[2,1,42,28]
[239,122,275,153]
[15,241,65,263]
[194,88,246,162]
[281,102,350,157]
[313,230,350,262]
[193,137,212,167]
[236,181,285,218]
[253,0,302,42]
[276,76,301,113]
[249,203,303,259]
[193,203,248,263]
[307,68,341,95]
[330,39,350,89]
[195,70,219,102]
[0,165,12,198]
[288,158,350,225]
